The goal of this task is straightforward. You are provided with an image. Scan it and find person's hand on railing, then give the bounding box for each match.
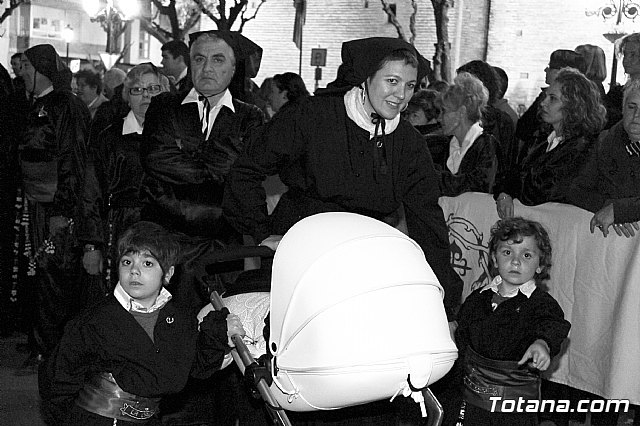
[611,222,640,238]
[590,203,640,238]
[495,193,514,219]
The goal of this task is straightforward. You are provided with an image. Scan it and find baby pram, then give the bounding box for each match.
[203,212,458,425]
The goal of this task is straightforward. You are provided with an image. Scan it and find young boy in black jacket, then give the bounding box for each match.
[39,221,245,425]
[456,217,571,426]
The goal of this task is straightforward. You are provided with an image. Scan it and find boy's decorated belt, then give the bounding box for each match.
[463,346,541,412]
[75,372,160,422]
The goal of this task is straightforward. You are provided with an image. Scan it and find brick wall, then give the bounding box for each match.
[230,0,640,110]
[236,0,449,93]
[457,0,490,66]
[11,0,640,112]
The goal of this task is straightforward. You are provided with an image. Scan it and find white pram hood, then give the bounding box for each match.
[268,212,458,411]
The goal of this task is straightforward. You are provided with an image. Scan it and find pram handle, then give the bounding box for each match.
[210,291,292,426]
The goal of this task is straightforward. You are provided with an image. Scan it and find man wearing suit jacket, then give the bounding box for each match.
[161,40,192,93]
[140,31,265,315]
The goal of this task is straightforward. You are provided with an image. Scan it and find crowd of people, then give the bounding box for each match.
[0,29,638,425]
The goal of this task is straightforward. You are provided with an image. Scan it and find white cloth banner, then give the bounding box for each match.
[439,192,640,404]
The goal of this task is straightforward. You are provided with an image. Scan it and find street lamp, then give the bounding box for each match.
[82,0,139,54]
[62,25,74,66]
[587,0,640,86]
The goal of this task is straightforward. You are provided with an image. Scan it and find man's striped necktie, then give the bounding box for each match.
[199,95,211,135]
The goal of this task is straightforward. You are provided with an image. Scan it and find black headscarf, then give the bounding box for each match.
[318,38,431,181]
[319,37,431,95]
[24,44,72,92]
[188,30,262,102]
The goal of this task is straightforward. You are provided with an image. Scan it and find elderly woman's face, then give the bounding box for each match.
[438,101,461,136]
[540,81,565,131]
[365,60,417,120]
[623,90,640,140]
[623,41,640,79]
[128,73,164,124]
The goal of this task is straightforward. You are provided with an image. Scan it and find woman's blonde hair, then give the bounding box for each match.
[122,62,168,105]
[553,67,606,140]
[440,72,488,123]
[575,44,607,83]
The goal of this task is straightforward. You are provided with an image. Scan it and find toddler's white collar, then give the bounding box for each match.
[480,275,536,298]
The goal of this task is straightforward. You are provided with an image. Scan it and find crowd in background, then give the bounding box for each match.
[0,30,639,425]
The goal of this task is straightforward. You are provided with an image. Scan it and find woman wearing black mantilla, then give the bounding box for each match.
[223,35,463,425]
[223,37,461,320]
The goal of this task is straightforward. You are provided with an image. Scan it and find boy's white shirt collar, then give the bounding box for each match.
[114,282,172,313]
[481,275,536,298]
[122,110,143,135]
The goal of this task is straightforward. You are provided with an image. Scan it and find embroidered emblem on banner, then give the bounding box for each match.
[446,213,491,293]
[120,403,155,419]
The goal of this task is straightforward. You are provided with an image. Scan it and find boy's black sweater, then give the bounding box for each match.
[39,295,229,423]
[456,287,571,361]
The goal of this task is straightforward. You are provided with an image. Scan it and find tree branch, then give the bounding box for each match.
[0,0,28,26]
[151,0,172,15]
[238,0,266,32]
[194,0,222,28]
[114,21,128,40]
[380,0,407,41]
[409,0,418,45]
[227,0,246,29]
[182,9,202,39]
[430,0,454,81]
[145,0,201,42]
[158,0,181,39]
[139,17,171,45]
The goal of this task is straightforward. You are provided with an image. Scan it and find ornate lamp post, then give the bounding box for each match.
[82,0,139,54]
[62,25,74,66]
[587,0,640,86]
